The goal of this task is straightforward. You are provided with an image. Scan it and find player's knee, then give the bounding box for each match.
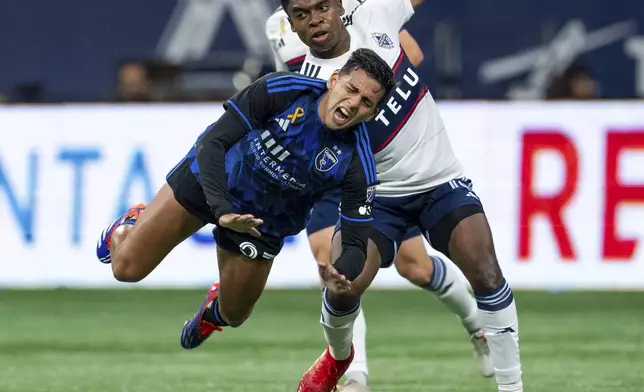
[395,253,433,288]
[108,228,143,282]
[112,268,143,283]
[110,250,149,283]
[111,259,146,283]
[463,243,503,292]
[110,224,132,252]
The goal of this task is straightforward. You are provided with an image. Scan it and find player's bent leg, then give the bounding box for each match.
[180,228,277,349]
[308,204,370,389]
[307,226,335,268]
[420,177,522,390]
[298,230,381,392]
[202,246,273,329]
[393,235,434,287]
[446,212,523,391]
[97,183,204,282]
[393,236,479,330]
[214,245,273,327]
[393,234,492,377]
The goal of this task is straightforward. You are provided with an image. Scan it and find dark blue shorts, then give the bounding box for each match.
[314,177,485,265]
[306,189,422,241]
[372,177,484,258]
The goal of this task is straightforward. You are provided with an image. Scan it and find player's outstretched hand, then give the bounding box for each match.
[318,261,351,294]
[218,214,264,237]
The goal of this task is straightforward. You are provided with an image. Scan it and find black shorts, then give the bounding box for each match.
[166,157,216,225]
[167,157,284,261]
[214,226,284,261]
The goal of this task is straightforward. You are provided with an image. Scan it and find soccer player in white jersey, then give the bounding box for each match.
[280,1,525,391]
[266,1,425,73]
[266,3,493,392]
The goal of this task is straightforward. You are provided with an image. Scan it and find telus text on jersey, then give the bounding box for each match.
[373,67,419,126]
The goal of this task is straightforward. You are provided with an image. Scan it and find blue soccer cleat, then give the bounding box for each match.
[95,203,146,264]
[180,283,223,349]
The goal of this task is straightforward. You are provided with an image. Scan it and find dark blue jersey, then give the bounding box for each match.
[187,72,378,250]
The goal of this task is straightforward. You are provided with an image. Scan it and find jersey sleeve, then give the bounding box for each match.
[342,0,366,14]
[265,11,289,72]
[195,111,249,222]
[265,9,308,72]
[202,72,327,222]
[270,46,289,72]
[335,123,379,275]
[224,71,327,129]
[359,0,414,33]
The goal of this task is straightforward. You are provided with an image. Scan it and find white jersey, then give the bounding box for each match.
[265,0,365,72]
[265,7,307,72]
[300,0,463,196]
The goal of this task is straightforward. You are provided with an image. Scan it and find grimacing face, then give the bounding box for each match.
[287,0,346,54]
[320,68,385,130]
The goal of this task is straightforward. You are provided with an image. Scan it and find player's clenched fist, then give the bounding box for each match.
[218,214,264,237]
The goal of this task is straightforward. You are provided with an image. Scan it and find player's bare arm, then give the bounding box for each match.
[409,0,423,8]
[398,29,424,66]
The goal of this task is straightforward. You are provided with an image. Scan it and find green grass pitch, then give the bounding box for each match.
[1,289,642,391]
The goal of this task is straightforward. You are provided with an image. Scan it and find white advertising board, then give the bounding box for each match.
[0,102,643,289]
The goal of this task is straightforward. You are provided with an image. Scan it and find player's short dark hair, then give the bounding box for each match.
[339,48,395,102]
[281,0,342,16]
[280,0,291,14]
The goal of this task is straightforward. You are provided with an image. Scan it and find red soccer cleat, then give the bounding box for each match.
[297,345,355,392]
[180,282,223,349]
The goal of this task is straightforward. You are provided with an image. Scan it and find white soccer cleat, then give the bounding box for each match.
[339,380,370,392]
[470,330,494,377]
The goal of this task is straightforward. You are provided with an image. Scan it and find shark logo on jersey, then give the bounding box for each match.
[372,33,394,49]
[315,147,339,172]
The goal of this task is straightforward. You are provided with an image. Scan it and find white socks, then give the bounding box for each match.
[320,288,360,361]
[346,307,368,382]
[427,256,481,333]
[475,280,523,391]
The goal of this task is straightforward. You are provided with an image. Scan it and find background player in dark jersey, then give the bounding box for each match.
[95,49,395,350]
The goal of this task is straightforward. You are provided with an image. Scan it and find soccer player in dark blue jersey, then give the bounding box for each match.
[95,48,395,349]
